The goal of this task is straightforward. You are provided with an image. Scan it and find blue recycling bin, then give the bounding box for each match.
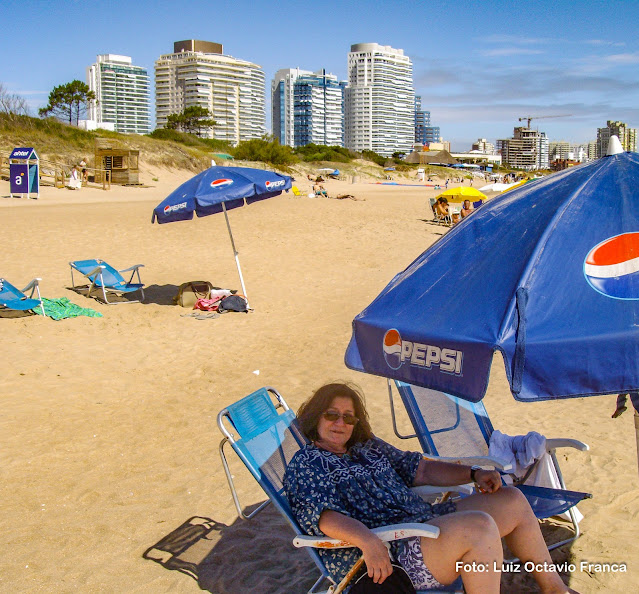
[10,147,39,199]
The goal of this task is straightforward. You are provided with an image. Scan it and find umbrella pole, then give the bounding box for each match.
[635,411,639,475]
[221,202,250,308]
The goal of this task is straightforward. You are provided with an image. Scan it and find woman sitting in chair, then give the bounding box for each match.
[284,382,579,594]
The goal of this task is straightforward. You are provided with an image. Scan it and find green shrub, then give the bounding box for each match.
[232,136,297,166]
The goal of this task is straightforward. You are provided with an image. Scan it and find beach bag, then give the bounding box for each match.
[349,564,416,594]
[217,294,248,313]
[173,281,214,308]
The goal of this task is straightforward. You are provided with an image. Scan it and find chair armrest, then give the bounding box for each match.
[119,264,144,273]
[545,438,589,452]
[423,454,512,472]
[83,265,106,278]
[293,522,440,549]
[411,484,474,497]
[21,278,42,292]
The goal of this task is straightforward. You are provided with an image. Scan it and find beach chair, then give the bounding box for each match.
[0,277,44,315]
[218,387,466,593]
[69,259,145,304]
[387,380,591,551]
[292,185,307,197]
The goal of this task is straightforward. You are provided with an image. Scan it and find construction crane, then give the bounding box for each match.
[518,114,572,128]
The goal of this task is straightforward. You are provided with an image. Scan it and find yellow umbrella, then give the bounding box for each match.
[435,186,487,202]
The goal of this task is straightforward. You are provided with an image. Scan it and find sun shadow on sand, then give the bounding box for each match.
[143,504,320,593]
[143,506,579,593]
[140,284,180,306]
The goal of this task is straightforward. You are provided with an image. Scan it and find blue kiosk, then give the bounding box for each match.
[10,147,39,199]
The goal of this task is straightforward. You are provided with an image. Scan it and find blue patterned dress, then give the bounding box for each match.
[283,437,456,585]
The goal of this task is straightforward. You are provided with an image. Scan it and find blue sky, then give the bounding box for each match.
[2,0,638,151]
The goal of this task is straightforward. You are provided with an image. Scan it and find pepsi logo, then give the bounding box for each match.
[265,179,285,189]
[164,201,187,214]
[210,178,233,189]
[584,232,639,300]
[383,329,403,370]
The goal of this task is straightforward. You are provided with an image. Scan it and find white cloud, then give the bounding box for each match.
[481,48,545,57]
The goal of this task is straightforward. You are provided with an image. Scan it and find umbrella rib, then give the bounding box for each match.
[495,159,611,346]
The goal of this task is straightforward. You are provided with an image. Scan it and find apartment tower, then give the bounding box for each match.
[86,54,151,134]
[596,120,637,157]
[345,43,415,157]
[272,68,346,147]
[155,40,265,144]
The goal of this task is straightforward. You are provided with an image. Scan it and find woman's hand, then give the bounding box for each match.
[475,469,501,493]
[360,536,393,584]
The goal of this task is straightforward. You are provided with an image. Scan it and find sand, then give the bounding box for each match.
[1,167,637,593]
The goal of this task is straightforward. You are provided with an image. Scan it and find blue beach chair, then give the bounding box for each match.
[387,380,591,551]
[218,387,466,593]
[0,277,44,315]
[69,259,145,304]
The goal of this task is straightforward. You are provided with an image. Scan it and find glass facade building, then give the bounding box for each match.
[87,54,150,135]
[272,68,345,147]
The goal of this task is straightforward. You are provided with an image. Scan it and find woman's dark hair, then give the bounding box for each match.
[297,382,373,448]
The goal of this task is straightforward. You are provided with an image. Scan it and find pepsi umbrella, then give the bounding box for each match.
[152,166,291,305]
[345,140,639,406]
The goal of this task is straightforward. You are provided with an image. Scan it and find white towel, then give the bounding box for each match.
[488,430,582,522]
[488,429,546,477]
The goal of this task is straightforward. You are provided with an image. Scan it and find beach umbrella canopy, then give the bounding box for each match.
[152,166,291,304]
[436,186,487,202]
[345,143,639,407]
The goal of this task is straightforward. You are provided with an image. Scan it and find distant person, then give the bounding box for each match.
[445,178,449,189]
[79,157,88,183]
[433,197,449,219]
[460,199,474,218]
[313,183,328,197]
[67,165,81,190]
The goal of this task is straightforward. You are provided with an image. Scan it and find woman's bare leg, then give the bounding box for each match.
[420,510,503,593]
[456,487,579,593]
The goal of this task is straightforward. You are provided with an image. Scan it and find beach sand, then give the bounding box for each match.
[1,168,637,593]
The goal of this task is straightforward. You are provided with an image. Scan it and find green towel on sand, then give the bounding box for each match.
[34,297,103,320]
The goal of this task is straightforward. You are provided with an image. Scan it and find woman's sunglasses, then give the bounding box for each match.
[322,411,359,425]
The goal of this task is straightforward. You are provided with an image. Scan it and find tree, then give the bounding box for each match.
[38,80,96,125]
[165,105,215,137]
[0,83,29,120]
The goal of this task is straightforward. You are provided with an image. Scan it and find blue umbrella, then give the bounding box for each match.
[345,140,639,404]
[152,166,291,304]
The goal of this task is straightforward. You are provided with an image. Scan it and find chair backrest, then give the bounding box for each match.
[472,199,483,209]
[395,381,494,458]
[0,278,23,302]
[292,185,304,196]
[73,259,125,288]
[218,388,328,577]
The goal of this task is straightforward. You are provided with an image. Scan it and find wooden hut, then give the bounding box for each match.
[94,140,140,184]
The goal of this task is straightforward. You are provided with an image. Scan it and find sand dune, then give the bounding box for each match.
[1,168,637,593]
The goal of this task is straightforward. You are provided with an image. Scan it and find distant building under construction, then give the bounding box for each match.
[496,127,549,170]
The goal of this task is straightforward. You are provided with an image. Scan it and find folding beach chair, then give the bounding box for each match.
[388,380,591,551]
[0,277,44,315]
[69,259,145,304]
[218,387,466,593]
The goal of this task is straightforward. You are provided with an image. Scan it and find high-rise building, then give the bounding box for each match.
[155,40,265,144]
[497,127,549,170]
[271,68,346,147]
[414,96,430,144]
[471,138,495,154]
[596,120,637,157]
[345,43,415,157]
[86,54,150,134]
